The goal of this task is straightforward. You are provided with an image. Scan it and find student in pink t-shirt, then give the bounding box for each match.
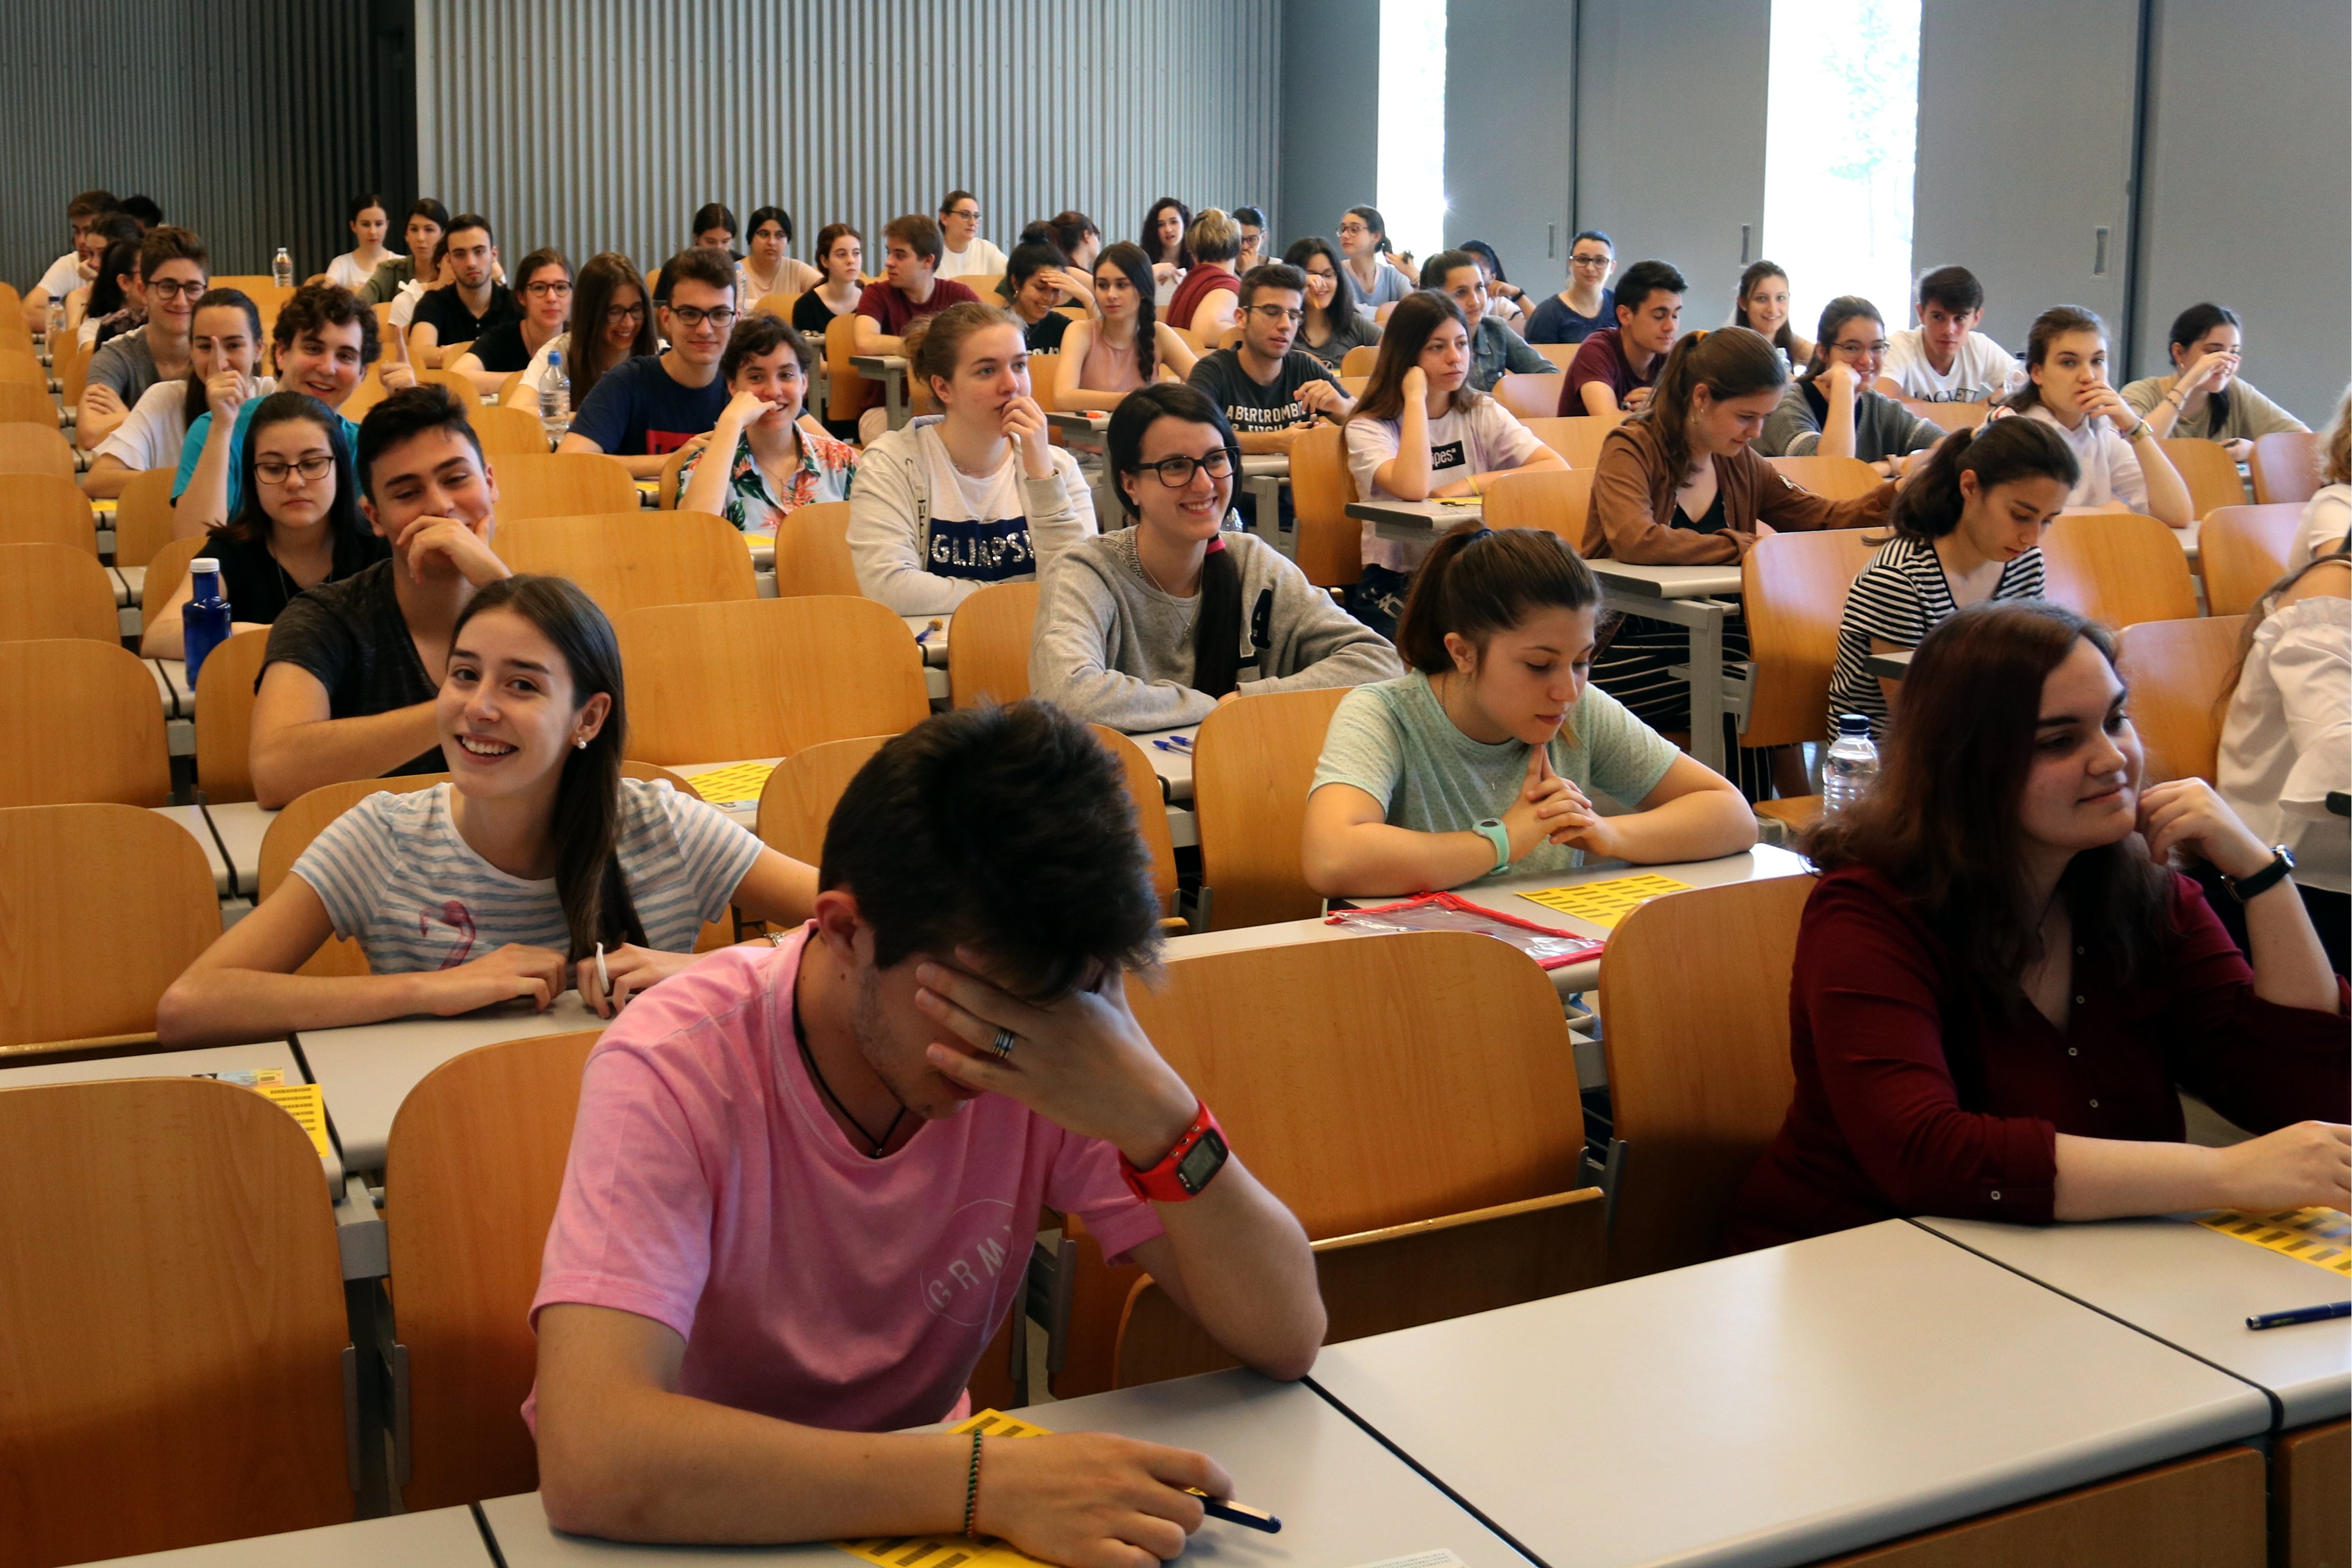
[531,702,1324,1562]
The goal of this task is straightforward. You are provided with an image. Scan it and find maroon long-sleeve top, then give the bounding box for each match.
[1727,865,2351,1251]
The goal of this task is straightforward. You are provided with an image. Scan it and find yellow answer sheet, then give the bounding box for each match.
[1515,873,1692,929]
[2194,1207,2352,1276]
[834,1411,1058,1568]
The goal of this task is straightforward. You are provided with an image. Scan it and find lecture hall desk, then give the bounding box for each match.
[73,1505,494,1565]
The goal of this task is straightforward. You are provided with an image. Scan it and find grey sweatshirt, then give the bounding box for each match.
[1758,379,1943,460]
[1031,525,1404,732]
[847,416,1097,615]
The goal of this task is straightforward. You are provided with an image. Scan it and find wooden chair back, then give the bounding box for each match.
[487,451,637,521]
[655,442,692,510]
[0,803,219,1052]
[494,511,757,617]
[416,364,477,402]
[1599,874,1813,1279]
[0,641,170,808]
[53,338,91,410]
[825,313,864,422]
[1493,372,1561,422]
[1091,726,1181,919]
[756,735,892,863]
[753,290,798,320]
[2199,503,2305,617]
[142,534,206,627]
[1899,398,1989,433]
[260,772,451,976]
[0,383,56,431]
[1191,684,1349,929]
[2039,511,2199,629]
[0,472,97,551]
[1481,466,1594,543]
[194,627,273,804]
[770,499,859,596]
[1288,422,1362,589]
[1522,411,1623,469]
[0,1077,352,1559]
[470,401,551,458]
[1339,375,1368,398]
[1766,454,1885,500]
[1532,342,1579,373]
[1114,1189,1605,1389]
[1338,345,1378,379]
[946,579,1038,707]
[2250,431,2322,506]
[617,596,929,765]
[2114,615,2246,785]
[2158,437,2249,519]
[0,348,46,388]
[1741,529,1877,748]
[0,542,120,641]
[385,1029,602,1510]
[111,465,181,567]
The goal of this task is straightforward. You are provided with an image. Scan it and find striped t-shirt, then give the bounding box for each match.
[293,779,764,974]
[1827,533,2045,740]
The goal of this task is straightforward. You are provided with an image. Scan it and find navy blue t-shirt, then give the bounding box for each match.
[568,354,728,457]
[1525,288,1615,346]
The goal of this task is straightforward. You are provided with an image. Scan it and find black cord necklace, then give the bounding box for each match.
[791,966,908,1159]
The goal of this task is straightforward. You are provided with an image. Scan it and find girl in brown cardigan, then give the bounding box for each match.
[1583,326,1900,797]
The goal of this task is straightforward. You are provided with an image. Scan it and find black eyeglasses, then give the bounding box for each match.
[1132,448,1241,487]
[1249,305,1305,323]
[1570,254,1613,268]
[603,302,648,323]
[524,280,573,298]
[146,278,206,300]
[667,304,737,329]
[254,453,334,484]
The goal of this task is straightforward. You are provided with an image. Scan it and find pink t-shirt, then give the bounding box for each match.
[529,926,1163,1433]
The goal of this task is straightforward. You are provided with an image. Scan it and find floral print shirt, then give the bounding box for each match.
[674,424,858,533]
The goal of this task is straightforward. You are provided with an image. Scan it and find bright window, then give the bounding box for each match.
[1378,0,1449,264]
[1761,0,1921,346]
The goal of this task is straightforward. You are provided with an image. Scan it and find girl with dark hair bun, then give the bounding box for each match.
[1526,229,1616,346]
[1757,295,1943,468]
[328,194,393,291]
[2121,302,2311,459]
[1302,520,1753,896]
[2001,304,2193,527]
[741,206,820,300]
[1031,382,1401,732]
[1730,598,2347,1251]
[156,573,820,1046]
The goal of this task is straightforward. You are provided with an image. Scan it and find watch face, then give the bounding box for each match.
[1176,1127,1229,1194]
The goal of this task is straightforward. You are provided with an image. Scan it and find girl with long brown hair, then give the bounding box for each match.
[506,252,658,410]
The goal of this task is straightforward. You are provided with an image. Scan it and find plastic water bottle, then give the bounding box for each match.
[47,291,66,342]
[183,559,232,690]
[1821,714,1880,816]
[538,350,570,443]
[272,247,294,289]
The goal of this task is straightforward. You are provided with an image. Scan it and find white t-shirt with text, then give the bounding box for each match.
[1883,328,2021,403]
[1344,396,1547,570]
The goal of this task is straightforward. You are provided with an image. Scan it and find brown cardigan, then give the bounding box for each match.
[1582,418,1896,564]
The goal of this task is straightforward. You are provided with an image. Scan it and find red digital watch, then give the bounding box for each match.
[1120,1101,1229,1204]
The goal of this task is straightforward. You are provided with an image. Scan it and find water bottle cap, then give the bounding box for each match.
[190,558,220,573]
[1837,713,1871,737]
[547,350,561,367]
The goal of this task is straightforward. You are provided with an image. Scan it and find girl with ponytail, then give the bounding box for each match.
[157,575,820,1046]
[1999,304,2193,527]
[1033,383,1402,731]
[1826,417,2079,738]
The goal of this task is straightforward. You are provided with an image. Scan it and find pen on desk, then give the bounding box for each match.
[1196,1495,1281,1533]
[1164,733,1193,750]
[916,619,943,646]
[2247,1301,2350,1331]
[593,941,609,1005]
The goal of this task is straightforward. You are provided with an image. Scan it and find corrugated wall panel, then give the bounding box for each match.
[413,0,1283,276]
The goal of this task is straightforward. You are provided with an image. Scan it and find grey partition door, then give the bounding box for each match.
[1574,0,1770,324]
[1445,0,1578,292]
[1912,0,2144,353]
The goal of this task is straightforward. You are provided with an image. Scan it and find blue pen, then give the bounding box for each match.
[914,618,943,646]
[2247,1301,2350,1331]
[1165,733,1193,751]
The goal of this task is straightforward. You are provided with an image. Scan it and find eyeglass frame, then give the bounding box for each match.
[1248,304,1306,324]
[665,303,738,330]
[253,453,335,485]
[1125,447,1244,488]
[603,301,649,323]
[522,279,573,298]
[144,276,208,300]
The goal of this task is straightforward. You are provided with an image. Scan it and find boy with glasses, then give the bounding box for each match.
[561,249,738,479]
[1185,264,1353,454]
[933,189,1006,280]
[80,226,211,448]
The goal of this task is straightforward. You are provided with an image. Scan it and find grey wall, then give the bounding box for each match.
[2131,0,2350,424]
[1277,0,1380,255]
[1444,0,1575,291]
[415,0,1282,282]
[0,0,415,288]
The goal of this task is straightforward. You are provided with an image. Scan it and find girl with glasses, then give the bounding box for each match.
[507,253,657,411]
[456,248,570,398]
[1757,296,1945,470]
[1526,229,1616,346]
[1032,383,1400,732]
[1336,205,1410,319]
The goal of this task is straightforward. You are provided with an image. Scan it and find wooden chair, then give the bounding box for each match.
[1288,423,1361,589]
[1766,454,1885,500]
[0,803,219,1054]
[1091,726,1182,923]
[0,1077,353,1559]
[1531,342,1579,373]
[2114,616,2246,785]
[1338,345,1378,379]
[2158,437,2249,519]
[1740,529,1878,827]
[496,370,526,405]
[0,472,99,551]
[0,348,47,388]
[753,290,798,321]
[2039,512,2199,629]
[471,401,551,458]
[494,511,757,618]
[1482,466,1594,543]
[1899,398,1989,433]
[825,313,865,423]
[0,382,56,429]
[770,499,859,596]
[946,579,1037,707]
[0,641,170,808]
[0,421,77,479]
[2198,503,2305,617]
[1338,375,1368,399]
[617,596,929,765]
[2250,431,2322,507]
[655,442,691,509]
[53,337,91,413]
[110,465,181,567]
[140,534,206,629]
[1522,411,1623,470]
[0,542,120,641]
[417,363,477,401]
[384,1029,602,1510]
[755,735,892,863]
[1191,684,1350,930]
[1598,874,1814,1280]
[194,628,272,804]
[487,451,637,521]
[1493,372,1565,422]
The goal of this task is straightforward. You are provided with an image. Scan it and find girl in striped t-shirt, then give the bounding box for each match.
[157,576,818,1046]
[1826,417,2081,740]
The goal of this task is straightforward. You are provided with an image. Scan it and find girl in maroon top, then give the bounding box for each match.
[1730,599,2348,1250]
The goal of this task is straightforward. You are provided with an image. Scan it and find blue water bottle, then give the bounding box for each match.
[183,558,232,690]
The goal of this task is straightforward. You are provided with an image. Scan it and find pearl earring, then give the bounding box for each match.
[574,737,589,749]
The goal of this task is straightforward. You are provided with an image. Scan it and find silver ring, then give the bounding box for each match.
[990,1027,1019,1060]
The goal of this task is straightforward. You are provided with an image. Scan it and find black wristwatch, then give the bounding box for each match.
[2224,845,2295,903]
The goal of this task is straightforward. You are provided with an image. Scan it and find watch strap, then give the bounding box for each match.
[1121,1101,1228,1204]
[2225,846,2295,904]
[1473,818,1512,874]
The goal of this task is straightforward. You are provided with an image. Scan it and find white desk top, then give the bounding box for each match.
[1240,453,1291,478]
[296,993,606,1173]
[1914,1213,2351,1430]
[847,353,908,374]
[146,657,182,718]
[0,1039,303,1091]
[1587,557,1746,600]
[1309,1219,2270,1568]
[1133,726,1197,804]
[1865,647,1914,681]
[481,1370,1533,1566]
[154,657,192,714]
[1046,409,1110,429]
[79,1505,492,1565]
[204,798,273,900]
[1344,497,1485,528]
[151,803,232,898]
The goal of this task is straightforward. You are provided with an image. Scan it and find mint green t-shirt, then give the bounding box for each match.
[1309,669,1681,881]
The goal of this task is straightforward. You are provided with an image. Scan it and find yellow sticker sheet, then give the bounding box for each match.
[834,1411,1058,1568]
[254,1082,336,1163]
[2195,1207,2352,1276]
[1515,873,1692,929]
[683,761,777,808]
